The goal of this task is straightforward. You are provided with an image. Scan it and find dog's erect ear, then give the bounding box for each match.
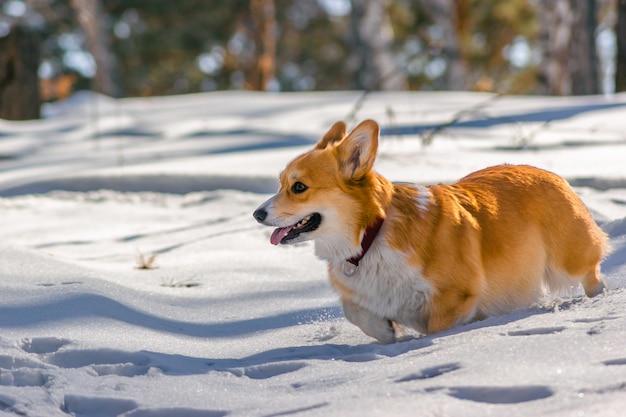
[315,121,346,150]
[337,120,379,180]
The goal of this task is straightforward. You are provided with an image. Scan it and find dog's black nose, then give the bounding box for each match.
[253,208,267,223]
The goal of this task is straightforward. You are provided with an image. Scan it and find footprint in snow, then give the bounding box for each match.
[36,281,83,287]
[0,338,68,388]
[4,339,158,387]
[46,348,149,368]
[46,348,153,378]
[227,362,307,380]
[63,394,138,417]
[603,358,626,366]
[395,362,461,383]
[445,385,554,404]
[20,336,71,354]
[572,316,618,323]
[0,394,25,415]
[121,407,229,417]
[0,367,51,387]
[262,403,328,417]
[0,353,46,370]
[506,326,566,336]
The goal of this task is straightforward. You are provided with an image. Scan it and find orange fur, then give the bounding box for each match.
[253,120,609,343]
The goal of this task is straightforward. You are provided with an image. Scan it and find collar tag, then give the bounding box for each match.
[342,261,358,277]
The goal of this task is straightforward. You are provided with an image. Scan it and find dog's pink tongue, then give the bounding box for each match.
[270,226,293,245]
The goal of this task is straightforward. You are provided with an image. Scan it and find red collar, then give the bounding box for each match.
[346,216,385,268]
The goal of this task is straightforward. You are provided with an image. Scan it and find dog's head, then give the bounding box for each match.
[253,119,386,261]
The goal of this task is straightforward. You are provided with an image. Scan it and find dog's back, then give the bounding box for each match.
[385,164,608,333]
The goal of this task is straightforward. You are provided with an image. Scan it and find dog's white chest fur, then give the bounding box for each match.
[328,234,433,332]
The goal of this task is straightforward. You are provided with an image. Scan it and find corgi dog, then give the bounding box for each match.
[253,120,609,343]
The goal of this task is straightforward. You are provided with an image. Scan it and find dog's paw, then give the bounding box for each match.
[343,300,396,343]
[373,320,397,344]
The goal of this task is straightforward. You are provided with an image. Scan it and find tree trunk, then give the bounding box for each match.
[414,0,467,90]
[570,0,599,94]
[616,0,626,92]
[248,0,277,91]
[534,0,599,95]
[0,25,41,120]
[350,0,407,90]
[71,0,123,97]
[535,0,574,94]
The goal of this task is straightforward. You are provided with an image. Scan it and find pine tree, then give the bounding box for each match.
[71,0,123,97]
[616,0,626,92]
[349,0,407,90]
[532,0,600,95]
[0,25,41,120]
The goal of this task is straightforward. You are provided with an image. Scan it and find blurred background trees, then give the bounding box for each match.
[617,0,626,91]
[0,0,623,120]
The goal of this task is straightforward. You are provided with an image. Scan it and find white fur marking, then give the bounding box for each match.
[415,186,431,212]
[330,235,434,333]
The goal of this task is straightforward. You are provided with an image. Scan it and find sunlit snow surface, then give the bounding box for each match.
[1,91,625,416]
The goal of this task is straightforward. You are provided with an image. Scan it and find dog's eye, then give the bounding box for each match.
[291,181,308,194]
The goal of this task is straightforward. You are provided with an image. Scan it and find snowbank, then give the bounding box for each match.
[0,91,625,416]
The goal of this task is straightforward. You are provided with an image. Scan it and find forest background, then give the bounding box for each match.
[1,0,626,121]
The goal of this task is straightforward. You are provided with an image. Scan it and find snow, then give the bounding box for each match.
[1,90,625,416]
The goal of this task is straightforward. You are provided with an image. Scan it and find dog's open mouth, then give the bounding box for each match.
[270,213,322,245]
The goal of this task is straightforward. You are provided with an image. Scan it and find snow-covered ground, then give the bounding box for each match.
[0,91,625,417]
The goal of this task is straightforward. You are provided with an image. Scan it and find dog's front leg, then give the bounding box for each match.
[342,299,396,343]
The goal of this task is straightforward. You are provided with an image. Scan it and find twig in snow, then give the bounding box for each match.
[136,250,158,270]
[418,92,505,146]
